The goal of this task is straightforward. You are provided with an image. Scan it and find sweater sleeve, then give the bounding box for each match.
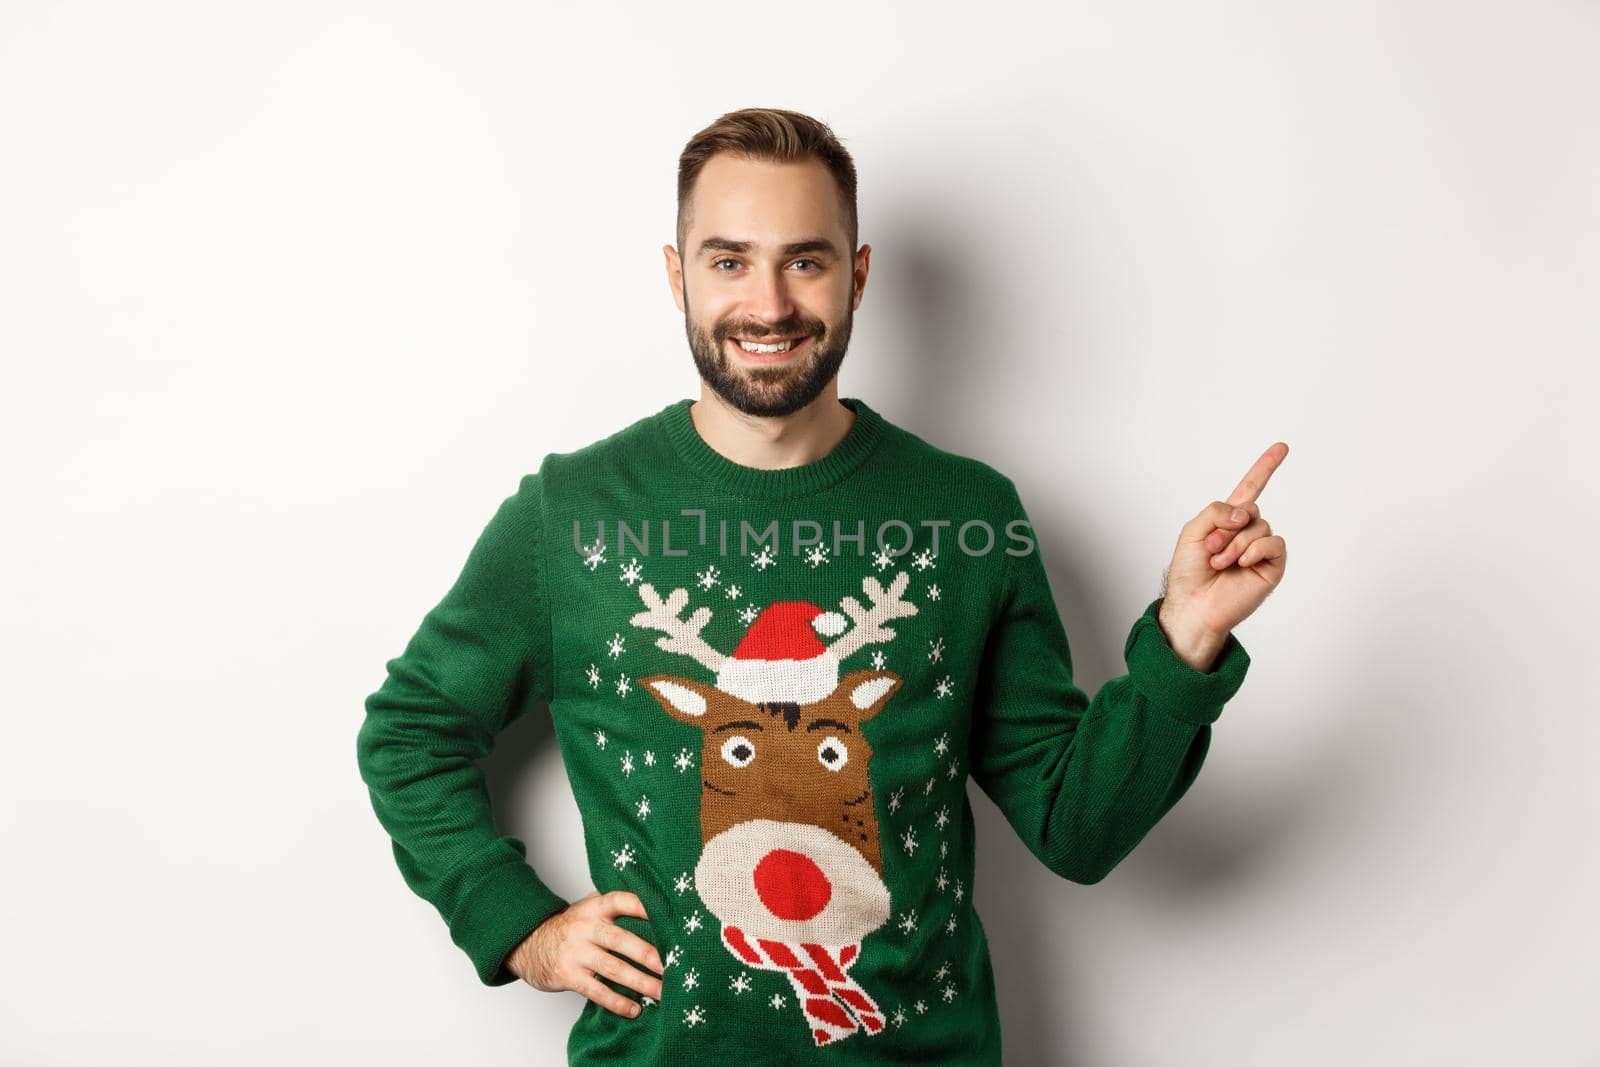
[968,481,1251,884]
[356,472,568,986]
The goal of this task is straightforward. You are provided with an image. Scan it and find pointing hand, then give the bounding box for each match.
[1158,442,1289,669]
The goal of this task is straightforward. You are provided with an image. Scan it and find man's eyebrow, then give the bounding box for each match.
[696,236,841,259]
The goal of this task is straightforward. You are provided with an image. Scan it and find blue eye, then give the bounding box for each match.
[711,259,821,273]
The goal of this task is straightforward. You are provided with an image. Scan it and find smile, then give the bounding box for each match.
[728,334,812,362]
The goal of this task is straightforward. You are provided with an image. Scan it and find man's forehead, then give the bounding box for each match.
[686,154,848,252]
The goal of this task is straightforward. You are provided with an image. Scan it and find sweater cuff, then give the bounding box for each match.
[1124,597,1251,726]
[452,860,570,987]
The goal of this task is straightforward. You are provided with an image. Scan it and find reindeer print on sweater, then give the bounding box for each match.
[632,572,918,1047]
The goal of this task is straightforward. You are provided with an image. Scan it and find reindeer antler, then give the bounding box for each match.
[827,571,920,662]
[629,583,727,672]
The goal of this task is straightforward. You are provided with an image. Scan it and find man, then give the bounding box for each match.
[357,106,1287,1064]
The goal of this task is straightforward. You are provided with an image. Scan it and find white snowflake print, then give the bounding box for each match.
[947,759,960,781]
[934,962,951,982]
[901,826,919,856]
[888,786,904,814]
[897,909,918,934]
[935,805,951,831]
[927,583,942,601]
[941,841,949,859]
[682,967,700,991]
[750,544,777,570]
[954,879,965,903]
[730,972,752,995]
[942,983,958,1003]
[606,632,625,659]
[924,777,937,796]
[869,649,887,670]
[935,675,954,699]
[620,557,642,586]
[935,867,949,891]
[684,910,703,935]
[586,664,601,689]
[673,748,695,773]
[911,547,937,571]
[635,795,651,820]
[673,871,692,895]
[615,673,631,698]
[871,546,896,571]
[640,994,656,1008]
[927,636,945,664]
[683,1004,706,1027]
[914,1000,927,1015]
[804,543,830,567]
[620,751,635,777]
[582,539,606,571]
[696,563,721,589]
[946,916,959,935]
[738,603,759,624]
[610,843,636,871]
[724,583,741,600]
[664,945,682,969]
[644,750,656,767]
[594,729,608,750]
[890,1006,907,1028]
[769,993,787,1010]
[934,732,950,757]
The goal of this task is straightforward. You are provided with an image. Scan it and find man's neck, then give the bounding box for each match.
[688,386,855,471]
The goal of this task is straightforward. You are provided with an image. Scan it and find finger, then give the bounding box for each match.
[595,890,649,923]
[1239,534,1286,569]
[595,920,665,975]
[575,972,644,1019]
[1183,500,1255,545]
[1205,501,1259,552]
[583,945,665,1001]
[1226,442,1289,508]
[1210,517,1272,569]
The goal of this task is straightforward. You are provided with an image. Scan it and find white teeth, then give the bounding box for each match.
[736,338,796,353]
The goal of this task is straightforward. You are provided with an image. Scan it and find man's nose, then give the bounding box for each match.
[743,265,795,325]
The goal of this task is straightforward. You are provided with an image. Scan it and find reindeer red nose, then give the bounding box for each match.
[752,848,832,921]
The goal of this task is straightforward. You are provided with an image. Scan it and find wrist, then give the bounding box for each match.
[1157,601,1226,673]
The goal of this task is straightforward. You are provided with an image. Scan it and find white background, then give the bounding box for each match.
[3,2,1596,1064]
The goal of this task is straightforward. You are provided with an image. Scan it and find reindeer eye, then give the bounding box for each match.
[720,735,756,768]
[816,735,849,771]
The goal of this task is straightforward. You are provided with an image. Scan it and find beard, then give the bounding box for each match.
[683,291,852,418]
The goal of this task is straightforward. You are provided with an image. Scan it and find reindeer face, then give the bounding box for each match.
[639,669,902,945]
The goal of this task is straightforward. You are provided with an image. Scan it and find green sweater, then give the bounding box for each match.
[357,396,1250,1064]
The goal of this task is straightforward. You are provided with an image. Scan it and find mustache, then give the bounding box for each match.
[719,321,823,340]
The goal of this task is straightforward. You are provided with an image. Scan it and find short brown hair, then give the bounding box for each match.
[676,107,859,255]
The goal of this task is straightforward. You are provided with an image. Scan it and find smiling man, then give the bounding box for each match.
[671,149,861,422]
[357,107,1289,1064]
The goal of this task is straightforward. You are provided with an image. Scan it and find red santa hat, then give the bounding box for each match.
[716,600,846,706]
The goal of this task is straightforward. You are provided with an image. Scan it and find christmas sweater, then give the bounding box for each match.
[357,396,1251,1065]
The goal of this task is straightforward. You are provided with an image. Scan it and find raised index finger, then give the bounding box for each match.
[1226,442,1289,507]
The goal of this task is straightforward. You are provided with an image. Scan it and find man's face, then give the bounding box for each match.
[666,153,869,417]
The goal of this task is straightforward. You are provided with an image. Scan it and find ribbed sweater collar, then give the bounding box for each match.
[656,396,886,500]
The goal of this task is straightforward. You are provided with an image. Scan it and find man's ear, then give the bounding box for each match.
[663,243,685,313]
[637,674,725,726]
[835,669,902,724]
